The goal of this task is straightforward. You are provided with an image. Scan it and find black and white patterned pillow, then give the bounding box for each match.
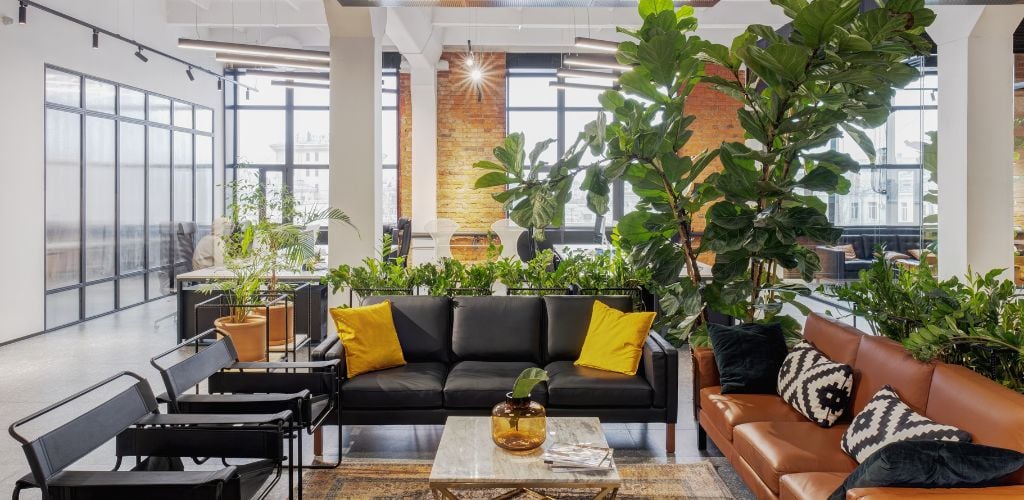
[841,385,972,463]
[777,342,853,427]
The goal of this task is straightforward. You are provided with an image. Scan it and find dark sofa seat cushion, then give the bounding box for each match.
[363,296,451,363]
[543,295,633,362]
[342,362,447,409]
[452,296,543,363]
[545,361,652,408]
[444,361,546,408]
[843,259,873,273]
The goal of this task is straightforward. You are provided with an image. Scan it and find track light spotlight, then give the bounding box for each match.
[92,29,99,49]
[18,1,26,24]
[217,79,223,91]
[186,66,195,81]
[134,46,148,62]
[245,88,251,100]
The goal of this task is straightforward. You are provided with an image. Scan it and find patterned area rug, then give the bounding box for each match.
[303,461,734,499]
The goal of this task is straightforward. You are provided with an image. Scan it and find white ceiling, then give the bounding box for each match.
[165,0,789,55]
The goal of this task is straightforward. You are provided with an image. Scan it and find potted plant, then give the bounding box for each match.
[202,225,272,362]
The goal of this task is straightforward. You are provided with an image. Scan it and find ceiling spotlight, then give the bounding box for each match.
[178,38,330,62]
[563,55,631,72]
[464,39,476,68]
[217,79,223,91]
[215,53,328,71]
[91,29,99,49]
[245,88,251,100]
[18,1,26,24]
[556,68,620,82]
[134,46,148,63]
[186,66,195,81]
[470,68,483,82]
[574,37,620,53]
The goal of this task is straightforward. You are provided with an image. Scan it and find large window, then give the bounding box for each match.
[506,54,617,236]
[44,66,215,329]
[227,54,401,230]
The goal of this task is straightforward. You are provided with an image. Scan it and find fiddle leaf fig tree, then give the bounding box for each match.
[697,0,935,328]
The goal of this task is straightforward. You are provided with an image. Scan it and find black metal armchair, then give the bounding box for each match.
[9,371,292,500]
[150,333,342,500]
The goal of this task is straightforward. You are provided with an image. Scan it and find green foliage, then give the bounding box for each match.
[199,225,272,323]
[322,235,415,294]
[511,367,550,398]
[699,0,934,325]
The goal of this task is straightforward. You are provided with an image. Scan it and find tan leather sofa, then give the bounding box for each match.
[693,313,1024,500]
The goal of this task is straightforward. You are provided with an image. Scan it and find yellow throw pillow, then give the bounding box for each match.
[575,301,656,376]
[330,301,406,378]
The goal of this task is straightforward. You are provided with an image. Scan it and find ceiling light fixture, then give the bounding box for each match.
[556,68,620,82]
[91,29,99,49]
[549,81,617,92]
[134,46,148,62]
[215,53,329,71]
[271,80,329,90]
[178,38,330,62]
[217,79,223,91]
[470,68,483,82]
[244,70,329,85]
[464,40,475,67]
[186,66,195,81]
[574,36,619,53]
[18,1,26,24]
[563,54,631,72]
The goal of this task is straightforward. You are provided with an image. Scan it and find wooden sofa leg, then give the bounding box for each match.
[697,424,707,451]
[666,424,676,454]
[314,428,323,458]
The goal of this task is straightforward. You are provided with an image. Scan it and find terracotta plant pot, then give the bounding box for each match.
[253,302,295,347]
[214,315,268,362]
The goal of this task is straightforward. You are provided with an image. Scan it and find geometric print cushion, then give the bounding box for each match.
[778,342,853,428]
[841,385,972,463]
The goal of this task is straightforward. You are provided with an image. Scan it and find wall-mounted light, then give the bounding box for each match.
[91,29,99,49]
[563,54,631,72]
[178,38,330,62]
[134,46,148,62]
[18,1,26,24]
[574,37,619,53]
[556,68,620,82]
[215,53,329,71]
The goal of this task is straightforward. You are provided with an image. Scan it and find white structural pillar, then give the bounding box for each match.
[930,5,1024,279]
[324,3,386,291]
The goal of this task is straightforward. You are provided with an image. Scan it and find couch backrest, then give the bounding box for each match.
[364,296,451,363]
[925,363,1024,484]
[803,313,863,366]
[851,335,935,414]
[837,235,865,259]
[452,296,543,363]
[542,295,633,362]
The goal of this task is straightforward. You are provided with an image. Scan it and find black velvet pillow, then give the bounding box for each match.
[708,322,788,394]
[828,441,1024,500]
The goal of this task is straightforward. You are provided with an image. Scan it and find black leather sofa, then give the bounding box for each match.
[312,295,679,451]
[815,228,920,279]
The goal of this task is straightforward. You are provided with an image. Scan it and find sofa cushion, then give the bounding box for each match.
[926,364,1024,457]
[363,296,451,363]
[451,296,543,363]
[709,322,788,394]
[342,362,447,409]
[861,234,899,259]
[575,301,655,376]
[851,336,934,414]
[543,295,632,362]
[897,234,919,253]
[778,344,853,428]
[844,485,1024,498]
[444,361,546,408]
[734,422,857,494]
[545,361,652,407]
[780,472,848,500]
[700,387,806,441]
[837,235,864,260]
[803,313,863,366]
[844,259,874,273]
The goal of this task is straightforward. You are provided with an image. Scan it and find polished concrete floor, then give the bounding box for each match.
[0,297,757,499]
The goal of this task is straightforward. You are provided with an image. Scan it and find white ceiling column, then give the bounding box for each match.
[930,5,1024,280]
[324,1,386,298]
[387,8,443,235]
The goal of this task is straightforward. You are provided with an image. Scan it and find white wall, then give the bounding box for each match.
[0,0,225,343]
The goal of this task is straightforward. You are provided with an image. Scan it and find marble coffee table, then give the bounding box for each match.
[429,416,621,499]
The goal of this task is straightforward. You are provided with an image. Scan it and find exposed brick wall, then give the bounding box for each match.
[399,72,412,220]
[1015,55,1024,230]
[436,51,508,235]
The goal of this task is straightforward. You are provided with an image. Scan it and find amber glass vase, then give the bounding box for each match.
[491,392,547,451]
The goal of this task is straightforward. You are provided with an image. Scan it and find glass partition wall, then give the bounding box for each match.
[44,66,215,330]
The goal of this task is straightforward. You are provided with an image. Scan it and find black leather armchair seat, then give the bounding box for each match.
[313,294,679,452]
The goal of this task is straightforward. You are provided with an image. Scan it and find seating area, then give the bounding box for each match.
[5,0,1024,499]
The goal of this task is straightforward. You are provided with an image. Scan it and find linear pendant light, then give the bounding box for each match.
[245,70,329,84]
[216,53,329,71]
[563,54,631,72]
[556,68,620,82]
[271,80,329,90]
[574,37,619,53]
[549,81,617,92]
[179,38,330,62]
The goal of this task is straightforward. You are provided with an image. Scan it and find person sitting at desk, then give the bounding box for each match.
[192,217,233,270]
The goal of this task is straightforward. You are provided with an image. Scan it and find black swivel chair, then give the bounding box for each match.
[10,371,292,500]
[150,333,342,500]
[516,229,562,270]
[386,217,412,263]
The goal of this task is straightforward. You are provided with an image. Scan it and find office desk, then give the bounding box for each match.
[176,267,329,344]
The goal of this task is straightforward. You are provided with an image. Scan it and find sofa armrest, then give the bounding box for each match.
[312,336,345,376]
[643,331,677,422]
[847,485,1024,499]
[815,245,847,279]
[692,347,719,419]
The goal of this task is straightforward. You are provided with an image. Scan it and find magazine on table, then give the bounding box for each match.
[542,443,614,472]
